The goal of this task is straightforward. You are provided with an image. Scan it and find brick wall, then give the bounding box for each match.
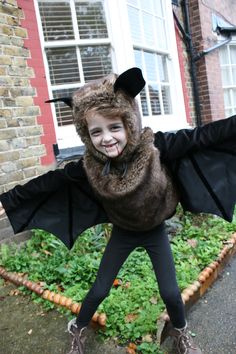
[0,0,56,243]
[174,5,195,126]
[189,0,224,123]
[188,0,236,123]
[18,0,57,165]
[174,1,236,125]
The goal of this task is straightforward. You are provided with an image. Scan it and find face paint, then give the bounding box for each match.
[87,113,127,159]
[116,144,120,156]
[105,146,110,156]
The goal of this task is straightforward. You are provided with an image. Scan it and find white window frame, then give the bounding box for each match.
[34,0,187,150]
[107,0,187,132]
[219,37,236,118]
[34,0,114,149]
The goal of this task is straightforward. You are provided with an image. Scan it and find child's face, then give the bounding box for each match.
[86,113,127,158]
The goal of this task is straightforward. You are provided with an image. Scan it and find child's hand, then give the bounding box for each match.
[0,202,5,216]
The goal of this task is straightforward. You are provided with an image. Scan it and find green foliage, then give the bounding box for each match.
[99,274,164,342]
[0,209,235,354]
[137,342,163,353]
[172,210,236,289]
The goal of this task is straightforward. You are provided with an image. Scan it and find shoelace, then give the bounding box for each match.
[178,331,197,350]
[68,320,86,352]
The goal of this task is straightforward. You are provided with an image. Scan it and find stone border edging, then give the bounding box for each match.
[0,266,106,326]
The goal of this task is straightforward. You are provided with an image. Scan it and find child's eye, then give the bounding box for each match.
[90,130,101,136]
[111,125,122,131]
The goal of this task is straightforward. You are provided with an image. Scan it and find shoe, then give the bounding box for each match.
[67,318,87,354]
[160,321,203,354]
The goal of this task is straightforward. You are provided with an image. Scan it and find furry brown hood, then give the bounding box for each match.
[72,68,145,163]
[46,67,145,164]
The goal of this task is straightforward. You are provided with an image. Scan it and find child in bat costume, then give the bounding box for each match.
[1,68,236,354]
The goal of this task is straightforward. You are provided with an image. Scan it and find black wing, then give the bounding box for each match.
[0,161,109,249]
[176,138,236,221]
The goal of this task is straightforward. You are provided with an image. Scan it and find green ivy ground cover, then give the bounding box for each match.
[0,208,235,353]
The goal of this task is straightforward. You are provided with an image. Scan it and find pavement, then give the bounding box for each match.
[0,281,126,354]
[186,254,236,354]
[0,255,235,354]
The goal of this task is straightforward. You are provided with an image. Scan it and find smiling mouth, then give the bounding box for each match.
[103,143,117,148]
[103,143,121,156]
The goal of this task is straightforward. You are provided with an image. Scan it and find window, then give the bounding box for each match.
[127,0,172,117]
[35,0,187,148]
[37,0,112,127]
[220,43,236,117]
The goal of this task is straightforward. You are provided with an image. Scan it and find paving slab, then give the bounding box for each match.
[0,282,126,354]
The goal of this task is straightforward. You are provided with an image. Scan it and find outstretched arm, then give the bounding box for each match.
[0,159,108,248]
[155,115,236,161]
[156,116,236,222]
[0,159,85,212]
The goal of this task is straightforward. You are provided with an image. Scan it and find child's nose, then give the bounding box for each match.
[102,131,113,142]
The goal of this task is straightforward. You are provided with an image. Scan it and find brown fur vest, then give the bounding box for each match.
[84,128,179,231]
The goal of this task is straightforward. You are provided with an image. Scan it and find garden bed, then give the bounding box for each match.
[0,208,235,354]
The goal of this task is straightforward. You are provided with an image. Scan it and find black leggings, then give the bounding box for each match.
[76,223,186,329]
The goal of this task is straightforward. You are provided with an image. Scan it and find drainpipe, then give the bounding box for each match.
[194,37,231,61]
[181,0,202,126]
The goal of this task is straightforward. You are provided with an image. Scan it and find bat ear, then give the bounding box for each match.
[114,67,146,98]
[45,97,73,108]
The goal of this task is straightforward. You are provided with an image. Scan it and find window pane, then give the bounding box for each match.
[128,1,167,50]
[143,13,155,46]
[230,46,236,64]
[220,45,236,118]
[223,89,231,106]
[144,52,157,81]
[157,55,168,82]
[153,0,163,17]
[75,1,108,39]
[53,88,77,126]
[225,108,233,117]
[162,86,172,114]
[38,1,74,41]
[221,66,231,86]
[140,89,149,116]
[232,66,236,85]
[128,6,142,42]
[149,84,161,115]
[232,88,236,106]
[80,45,112,81]
[140,0,152,12]
[155,17,167,49]
[46,47,80,85]
[219,46,229,65]
[134,49,142,68]
[130,2,172,117]
[134,48,172,116]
